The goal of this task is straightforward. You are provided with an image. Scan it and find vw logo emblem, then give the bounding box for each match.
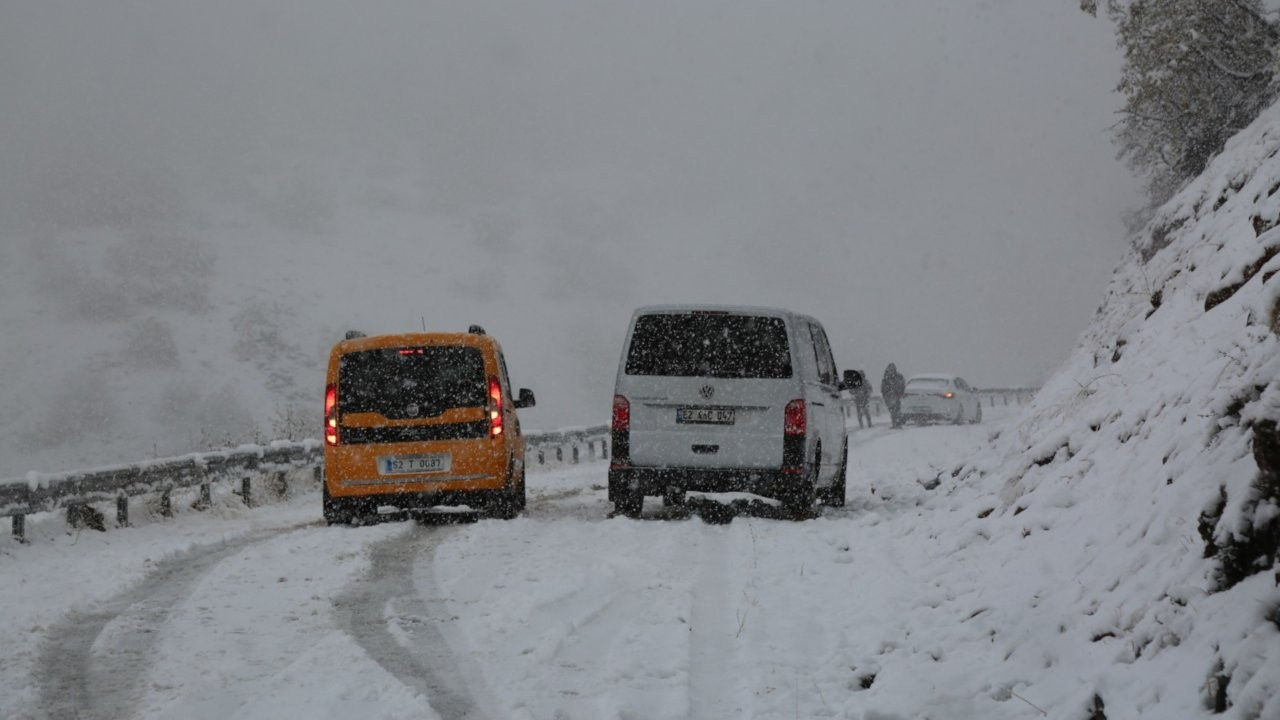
[405,403,420,417]
[699,385,714,400]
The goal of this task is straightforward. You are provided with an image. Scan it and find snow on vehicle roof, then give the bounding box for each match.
[632,304,794,318]
[907,373,957,382]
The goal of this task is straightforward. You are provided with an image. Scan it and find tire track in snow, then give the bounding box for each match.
[33,523,316,720]
[333,523,491,720]
[687,528,749,719]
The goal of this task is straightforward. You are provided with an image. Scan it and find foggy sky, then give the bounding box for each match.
[2,1,1140,429]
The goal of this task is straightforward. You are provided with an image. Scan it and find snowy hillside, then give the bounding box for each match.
[952,100,1280,716]
[0,169,635,477]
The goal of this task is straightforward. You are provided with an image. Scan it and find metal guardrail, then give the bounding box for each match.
[0,441,324,542]
[845,388,1039,419]
[0,425,612,543]
[525,424,610,466]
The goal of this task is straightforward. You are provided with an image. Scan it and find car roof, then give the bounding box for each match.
[907,373,958,382]
[631,304,801,321]
[333,332,496,355]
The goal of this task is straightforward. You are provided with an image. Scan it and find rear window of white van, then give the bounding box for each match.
[625,313,792,379]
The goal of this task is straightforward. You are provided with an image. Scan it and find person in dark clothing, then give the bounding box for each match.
[881,363,906,428]
[849,369,873,428]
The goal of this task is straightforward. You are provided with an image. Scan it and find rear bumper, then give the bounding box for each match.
[325,488,508,511]
[902,411,948,423]
[608,465,804,502]
[901,400,955,422]
[324,439,515,498]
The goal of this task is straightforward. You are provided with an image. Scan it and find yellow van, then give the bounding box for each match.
[322,327,535,523]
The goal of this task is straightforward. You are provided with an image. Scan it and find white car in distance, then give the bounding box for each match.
[900,374,982,425]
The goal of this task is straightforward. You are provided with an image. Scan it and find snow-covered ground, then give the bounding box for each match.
[0,409,1065,720]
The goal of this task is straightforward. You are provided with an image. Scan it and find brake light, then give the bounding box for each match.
[325,384,339,446]
[784,399,806,435]
[782,398,806,472]
[488,376,504,436]
[611,395,631,468]
[612,395,630,432]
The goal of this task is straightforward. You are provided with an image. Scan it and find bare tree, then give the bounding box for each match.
[1084,0,1280,204]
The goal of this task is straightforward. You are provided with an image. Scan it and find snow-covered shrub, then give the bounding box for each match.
[192,386,261,450]
[122,316,180,369]
[28,366,116,447]
[270,402,317,442]
[231,300,296,364]
[104,230,213,314]
[154,382,260,451]
[31,230,213,322]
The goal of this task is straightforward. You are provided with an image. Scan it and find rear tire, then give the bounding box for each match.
[971,403,983,424]
[823,441,847,508]
[615,490,643,518]
[488,464,526,520]
[662,486,687,508]
[322,482,355,526]
[783,447,818,517]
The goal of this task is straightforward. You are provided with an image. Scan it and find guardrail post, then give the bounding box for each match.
[12,514,25,543]
[198,475,212,510]
[116,494,129,528]
[275,471,288,498]
[241,476,252,507]
[313,466,322,485]
[602,440,609,460]
[538,450,545,465]
[556,448,563,462]
[572,446,580,464]
[160,487,173,517]
[589,442,596,461]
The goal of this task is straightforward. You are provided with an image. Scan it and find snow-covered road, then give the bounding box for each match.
[2,409,1045,720]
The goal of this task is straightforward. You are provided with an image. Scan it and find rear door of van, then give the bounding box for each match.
[619,310,795,470]
[802,320,844,479]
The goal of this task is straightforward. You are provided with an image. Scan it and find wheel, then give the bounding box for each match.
[823,441,847,508]
[782,446,818,517]
[615,490,643,518]
[515,473,527,511]
[662,486,687,507]
[971,402,983,424]
[488,462,526,519]
[486,488,523,519]
[322,481,355,525]
[609,468,643,517]
[953,404,965,425]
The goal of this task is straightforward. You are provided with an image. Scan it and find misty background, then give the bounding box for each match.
[0,0,1140,475]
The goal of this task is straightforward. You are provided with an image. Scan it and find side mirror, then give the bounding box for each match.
[514,388,536,409]
[841,369,863,390]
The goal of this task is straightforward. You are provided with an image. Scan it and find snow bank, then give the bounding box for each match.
[965,99,1280,717]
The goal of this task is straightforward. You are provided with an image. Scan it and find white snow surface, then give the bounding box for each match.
[0,411,1059,720]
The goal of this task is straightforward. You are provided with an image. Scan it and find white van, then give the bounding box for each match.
[608,305,849,517]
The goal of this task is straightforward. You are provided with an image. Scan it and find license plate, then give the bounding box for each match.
[378,453,451,476]
[677,407,736,425]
